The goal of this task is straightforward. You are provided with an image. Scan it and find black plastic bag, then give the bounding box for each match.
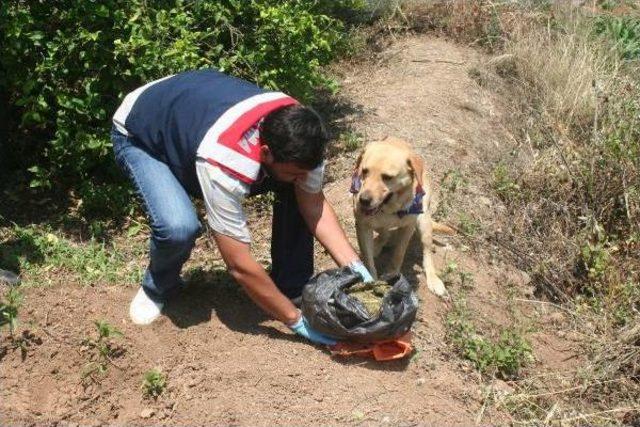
[301,267,418,343]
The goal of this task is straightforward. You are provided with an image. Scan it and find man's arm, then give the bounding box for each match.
[213,232,300,325]
[295,188,360,267]
[198,161,299,323]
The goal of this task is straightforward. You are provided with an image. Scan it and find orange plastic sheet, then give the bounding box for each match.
[327,333,413,361]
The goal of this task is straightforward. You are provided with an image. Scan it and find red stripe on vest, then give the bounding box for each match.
[205,158,256,185]
[217,97,298,162]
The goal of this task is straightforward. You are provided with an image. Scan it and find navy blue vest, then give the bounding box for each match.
[118,70,268,196]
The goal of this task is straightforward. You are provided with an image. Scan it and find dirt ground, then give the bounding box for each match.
[0,35,581,426]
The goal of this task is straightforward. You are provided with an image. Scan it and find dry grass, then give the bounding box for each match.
[497,11,640,422]
[508,21,617,130]
[386,0,640,424]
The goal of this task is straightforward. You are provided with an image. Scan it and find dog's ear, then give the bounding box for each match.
[407,154,425,188]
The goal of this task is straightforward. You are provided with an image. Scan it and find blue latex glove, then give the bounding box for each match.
[289,316,337,346]
[348,260,374,282]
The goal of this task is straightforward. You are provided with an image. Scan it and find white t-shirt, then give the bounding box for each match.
[196,124,324,243]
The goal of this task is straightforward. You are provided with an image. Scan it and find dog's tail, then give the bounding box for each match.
[432,222,455,235]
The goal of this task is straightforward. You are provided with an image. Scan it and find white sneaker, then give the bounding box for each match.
[129,287,164,325]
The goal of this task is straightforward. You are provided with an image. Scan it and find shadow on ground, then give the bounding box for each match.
[163,267,301,344]
[164,266,414,371]
[375,232,424,287]
[332,352,412,371]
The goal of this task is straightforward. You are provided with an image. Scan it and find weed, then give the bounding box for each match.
[142,368,167,399]
[579,241,610,281]
[441,169,468,193]
[339,130,363,152]
[459,271,475,290]
[410,347,422,362]
[82,320,124,378]
[493,162,520,201]
[0,287,23,337]
[446,298,533,379]
[493,329,534,377]
[95,320,123,342]
[458,213,481,236]
[610,280,640,327]
[1,224,143,285]
[440,261,474,289]
[594,15,640,60]
[441,261,459,285]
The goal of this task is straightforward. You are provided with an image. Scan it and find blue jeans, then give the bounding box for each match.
[111,129,313,302]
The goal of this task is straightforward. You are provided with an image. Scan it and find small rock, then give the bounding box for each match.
[545,312,565,325]
[565,331,582,341]
[478,196,492,206]
[585,322,594,330]
[493,379,514,395]
[314,396,324,402]
[0,269,20,286]
[416,377,426,386]
[140,408,155,419]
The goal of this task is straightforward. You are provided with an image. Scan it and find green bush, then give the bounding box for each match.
[594,15,640,60]
[0,0,363,200]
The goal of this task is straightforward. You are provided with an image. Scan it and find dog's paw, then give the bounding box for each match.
[427,276,448,298]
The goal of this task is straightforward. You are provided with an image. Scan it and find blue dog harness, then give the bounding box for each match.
[350,174,425,217]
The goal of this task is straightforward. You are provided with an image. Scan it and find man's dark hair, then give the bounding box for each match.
[261,104,328,169]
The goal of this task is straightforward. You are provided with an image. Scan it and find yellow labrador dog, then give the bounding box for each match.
[351,136,450,297]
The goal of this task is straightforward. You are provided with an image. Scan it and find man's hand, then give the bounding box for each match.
[348,260,374,282]
[288,313,337,346]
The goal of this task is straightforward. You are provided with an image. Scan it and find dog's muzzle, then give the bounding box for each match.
[358,192,393,216]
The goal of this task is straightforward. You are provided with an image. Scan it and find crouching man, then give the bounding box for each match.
[111,69,373,345]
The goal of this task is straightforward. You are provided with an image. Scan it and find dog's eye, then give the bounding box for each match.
[361,168,369,177]
[381,173,394,181]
